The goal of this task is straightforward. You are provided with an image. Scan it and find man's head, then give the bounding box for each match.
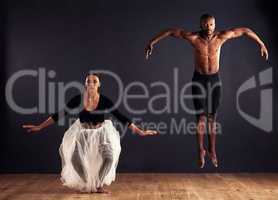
[200,14,216,35]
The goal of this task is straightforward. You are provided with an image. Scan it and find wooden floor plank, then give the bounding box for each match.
[1,173,278,200]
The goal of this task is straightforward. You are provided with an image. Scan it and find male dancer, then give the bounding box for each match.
[145,14,268,168]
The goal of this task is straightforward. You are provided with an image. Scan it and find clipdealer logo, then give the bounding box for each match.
[236,67,273,132]
[6,67,273,133]
[5,67,224,135]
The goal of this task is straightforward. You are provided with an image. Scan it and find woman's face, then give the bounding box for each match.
[85,75,100,94]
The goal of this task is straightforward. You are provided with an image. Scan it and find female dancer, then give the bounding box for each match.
[22,73,157,193]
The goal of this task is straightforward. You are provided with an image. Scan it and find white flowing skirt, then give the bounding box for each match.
[59,119,121,192]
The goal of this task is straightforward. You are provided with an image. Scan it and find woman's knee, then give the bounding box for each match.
[103,154,114,165]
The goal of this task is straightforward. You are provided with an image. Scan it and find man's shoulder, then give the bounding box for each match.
[216,30,233,39]
[182,30,199,39]
[187,30,199,36]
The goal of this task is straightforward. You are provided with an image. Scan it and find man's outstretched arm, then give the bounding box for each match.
[145,28,193,59]
[220,27,268,60]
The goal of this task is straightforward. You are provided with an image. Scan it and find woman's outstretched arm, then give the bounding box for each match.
[22,94,82,133]
[105,95,158,136]
[22,117,55,133]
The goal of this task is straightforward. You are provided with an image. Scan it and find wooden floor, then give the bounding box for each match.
[1,173,278,200]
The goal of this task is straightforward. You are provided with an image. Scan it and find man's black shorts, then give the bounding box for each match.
[191,69,223,121]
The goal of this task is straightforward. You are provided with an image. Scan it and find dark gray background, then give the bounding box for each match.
[1,0,277,173]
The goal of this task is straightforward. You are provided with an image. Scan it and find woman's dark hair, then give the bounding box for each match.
[85,72,101,80]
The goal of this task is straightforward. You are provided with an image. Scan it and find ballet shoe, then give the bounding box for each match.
[96,187,110,194]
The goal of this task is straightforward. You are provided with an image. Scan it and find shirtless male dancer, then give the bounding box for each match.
[145,14,268,168]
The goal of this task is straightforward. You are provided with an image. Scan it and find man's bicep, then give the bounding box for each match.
[169,28,186,38]
[220,30,234,41]
[181,31,196,41]
[171,29,195,42]
[221,28,245,40]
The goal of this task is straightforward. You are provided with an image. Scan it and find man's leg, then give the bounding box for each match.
[206,74,222,167]
[196,113,207,168]
[191,71,208,168]
[207,113,216,155]
[207,113,218,167]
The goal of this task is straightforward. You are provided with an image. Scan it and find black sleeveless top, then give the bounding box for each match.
[51,93,132,126]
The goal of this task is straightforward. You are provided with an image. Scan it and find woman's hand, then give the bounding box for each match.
[22,124,42,133]
[138,129,159,136]
[128,123,159,136]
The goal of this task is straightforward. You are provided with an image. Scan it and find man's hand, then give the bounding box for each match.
[22,124,42,133]
[260,45,268,60]
[145,44,153,60]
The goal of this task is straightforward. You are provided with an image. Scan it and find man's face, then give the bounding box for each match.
[200,18,216,35]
